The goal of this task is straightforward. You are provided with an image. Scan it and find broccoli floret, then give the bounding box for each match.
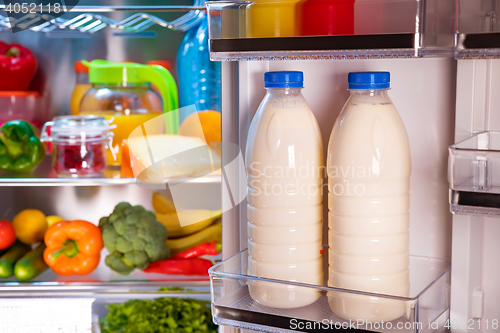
[100,202,170,275]
[124,250,149,270]
[101,224,118,252]
[105,252,135,275]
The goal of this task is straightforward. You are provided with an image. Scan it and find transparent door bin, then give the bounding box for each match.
[209,250,450,333]
[449,131,500,216]
[457,0,500,58]
[206,0,455,60]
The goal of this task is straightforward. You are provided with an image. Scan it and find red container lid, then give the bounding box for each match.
[0,91,39,98]
[74,61,89,73]
[147,60,171,71]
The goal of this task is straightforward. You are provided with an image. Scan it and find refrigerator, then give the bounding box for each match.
[206,0,500,332]
[0,1,221,332]
[0,0,498,332]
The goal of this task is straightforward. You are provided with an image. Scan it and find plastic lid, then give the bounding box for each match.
[147,60,171,71]
[74,61,89,74]
[50,115,111,137]
[348,72,390,89]
[84,60,147,85]
[264,71,303,88]
[0,91,39,97]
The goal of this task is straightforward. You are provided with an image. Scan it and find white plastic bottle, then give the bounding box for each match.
[327,72,411,322]
[246,71,324,308]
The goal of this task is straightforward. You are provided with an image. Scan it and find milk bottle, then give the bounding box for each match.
[327,72,411,322]
[246,71,324,308]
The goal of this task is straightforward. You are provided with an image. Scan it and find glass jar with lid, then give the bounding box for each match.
[41,115,113,178]
[79,60,178,168]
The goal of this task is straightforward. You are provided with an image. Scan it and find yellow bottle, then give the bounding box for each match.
[70,61,91,115]
[246,0,302,37]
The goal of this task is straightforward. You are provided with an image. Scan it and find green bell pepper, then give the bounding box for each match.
[0,120,45,172]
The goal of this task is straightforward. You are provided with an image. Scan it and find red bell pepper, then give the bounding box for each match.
[171,241,222,259]
[0,42,37,91]
[144,258,213,276]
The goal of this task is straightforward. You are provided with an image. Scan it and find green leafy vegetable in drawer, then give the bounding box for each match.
[100,296,218,333]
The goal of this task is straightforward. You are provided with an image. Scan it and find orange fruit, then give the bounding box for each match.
[12,209,48,245]
[179,111,221,155]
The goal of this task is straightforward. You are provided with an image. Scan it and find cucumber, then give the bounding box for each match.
[14,243,48,281]
[0,242,31,278]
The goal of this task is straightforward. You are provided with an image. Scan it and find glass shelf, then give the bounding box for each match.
[209,250,450,333]
[449,131,500,216]
[0,4,206,34]
[206,0,456,61]
[0,157,221,187]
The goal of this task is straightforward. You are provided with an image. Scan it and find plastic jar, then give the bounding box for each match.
[41,115,113,178]
[299,0,356,36]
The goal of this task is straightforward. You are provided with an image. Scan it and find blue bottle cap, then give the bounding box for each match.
[264,71,303,88]
[348,72,390,89]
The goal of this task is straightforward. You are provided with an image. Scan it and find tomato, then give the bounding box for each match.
[0,220,16,250]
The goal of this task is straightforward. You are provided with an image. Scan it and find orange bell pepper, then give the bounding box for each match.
[43,220,103,276]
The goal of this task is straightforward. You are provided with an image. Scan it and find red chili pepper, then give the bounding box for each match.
[143,258,213,276]
[0,41,38,91]
[171,241,222,259]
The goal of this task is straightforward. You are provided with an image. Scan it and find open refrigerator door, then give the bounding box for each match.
[207,0,500,333]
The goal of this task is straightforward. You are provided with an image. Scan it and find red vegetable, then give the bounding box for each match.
[0,220,15,250]
[171,241,222,259]
[144,258,213,276]
[0,42,38,91]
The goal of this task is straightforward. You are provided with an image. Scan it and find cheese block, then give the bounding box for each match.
[127,134,221,181]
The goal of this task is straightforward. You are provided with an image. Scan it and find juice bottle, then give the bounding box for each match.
[298,0,356,36]
[80,60,178,168]
[246,0,302,37]
[327,72,411,322]
[70,61,91,115]
[245,71,324,308]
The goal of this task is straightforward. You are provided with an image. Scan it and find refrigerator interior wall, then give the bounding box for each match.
[223,58,456,261]
[450,59,500,333]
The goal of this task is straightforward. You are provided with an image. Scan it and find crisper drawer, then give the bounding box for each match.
[210,250,451,333]
[0,285,212,333]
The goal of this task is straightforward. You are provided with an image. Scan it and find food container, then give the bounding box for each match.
[79,60,178,168]
[0,91,39,125]
[41,115,113,178]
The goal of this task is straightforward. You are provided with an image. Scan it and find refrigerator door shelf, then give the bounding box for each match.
[206,0,456,61]
[210,249,451,333]
[449,131,500,216]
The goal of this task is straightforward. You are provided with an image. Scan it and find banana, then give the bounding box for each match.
[156,209,222,238]
[167,222,222,255]
[152,192,177,214]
